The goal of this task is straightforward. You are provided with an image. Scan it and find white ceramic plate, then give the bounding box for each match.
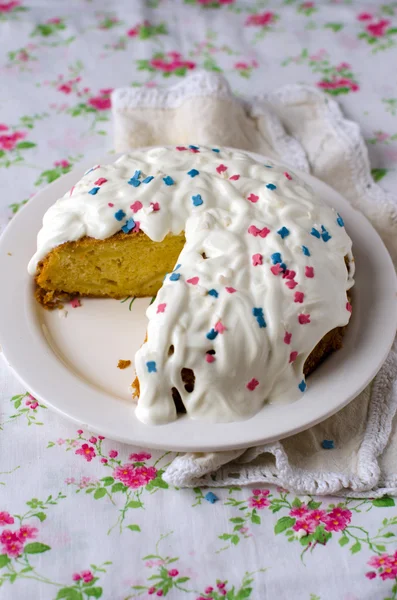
[0,152,396,451]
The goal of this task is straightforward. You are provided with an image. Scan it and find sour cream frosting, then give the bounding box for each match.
[29,146,354,425]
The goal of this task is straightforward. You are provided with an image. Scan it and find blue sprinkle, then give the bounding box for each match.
[189,145,199,150]
[208,289,219,298]
[257,316,266,328]
[337,213,344,227]
[271,252,282,265]
[114,209,126,221]
[280,263,287,272]
[169,273,181,281]
[174,263,181,271]
[133,170,141,180]
[206,329,218,341]
[121,217,135,233]
[311,227,321,239]
[212,148,220,153]
[266,183,277,190]
[264,165,273,168]
[143,176,154,184]
[146,361,157,373]
[321,439,335,450]
[321,231,332,242]
[163,176,174,186]
[205,492,219,504]
[252,307,263,317]
[88,187,100,195]
[277,227,290,239]
[128,178,141,187]
[298,380,307,392]
[302,245,311,257]
[187,169,199,177]
[192,194,203,207]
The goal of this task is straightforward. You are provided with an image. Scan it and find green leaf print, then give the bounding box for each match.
[16,141,36,149]
[101,477,114,486]
[84,588,102,598]
[373,496,395,507]
[32,512,47,522]
[0,554,10,568]
[371,168,388,182]
[24,542,51,554]
[93,488,107,500]
[274,516,295,534]
[126,500,143,509]
[339,535,349,546]
[127,524,141,532]
[350,541,361,554]
[56,589,83,600]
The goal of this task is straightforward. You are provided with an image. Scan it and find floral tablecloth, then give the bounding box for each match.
[1,1,397,599]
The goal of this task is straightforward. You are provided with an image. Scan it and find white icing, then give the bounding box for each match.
[29,146,354,425]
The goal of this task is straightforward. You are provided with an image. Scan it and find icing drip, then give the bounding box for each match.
[29,146,355,425]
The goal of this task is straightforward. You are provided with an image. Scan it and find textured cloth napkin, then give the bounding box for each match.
[111,72,397,496]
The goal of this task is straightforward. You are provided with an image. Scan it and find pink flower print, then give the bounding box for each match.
[54,159,71,168]
[89,436,97,444]
[380,567,397,580]
[127,26,139,37]
[248,496,270,509]
[366,19,391,37]
[368,554,394,569]
[129,452,151,461]
[148,588,156,595]
[72,573,81,581]
[88,95,111,111]
[0,131,25,151]
[357,12,373,21]
[109,450,118,458]
[0,1,20,12]
[29,402,39,410]
[101,458,108,464]
[205,587,214,594]
[58,83,72,94]
[365,571,376,579]
[157,590,164,597]
[239,526,249,534]
[65,477,75,484]
[301,1,314,7]
[235,61,249,69]
[0,124,8,131]
[336,62,351,71]
[47,17,61,24]
[98,435,105,440]
[81,570,94,583]
[77,429,83,435]
[17,525,38,542]
[75,443,96,462]
[217,582,226,589]
[3,538,24,558]
[252,489,270,497]
[168,569,179,577]
[375,131,390,142]
[114,464,157,488]
[0,512,14,526]
[306,509,327,524]
[289,504,309,518]
[56,438,65,445]
[323,507,351,532]
[245,12,276,27]
[292,519,316,534]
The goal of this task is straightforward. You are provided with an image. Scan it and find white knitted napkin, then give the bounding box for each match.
[111,72,397,496]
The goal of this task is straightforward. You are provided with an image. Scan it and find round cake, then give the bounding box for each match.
[29,145,355,425]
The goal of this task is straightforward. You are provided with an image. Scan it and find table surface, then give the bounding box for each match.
[1,1,397,599]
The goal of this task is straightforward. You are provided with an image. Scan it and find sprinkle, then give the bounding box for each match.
[114,209,126,221]
[69,186,75,197]
[95,177,107,186]
[121,218,136,233]
[259,227,270,238]
[271,253,282,264]
[163,176,174,186]
[188,169,199,177]
[169,273,180,281]
[214,321,226,334]
[298,314,311,324]
[150,202,160,212]
[146,361,157,373]
[128,178,141,187]
[176,146,187,151]
[189,145,199,151]
[247,193,259,203]
[225,287,237,293]
[187,277,199,285]
[143,176,154,184]
[266,183,277,190]
[346,302,352,313]
[157,303,166,313]
[284,332,292,344]
[206,329,218,341]
[284,270,296,280]
[311,227,321,239]
[321,439,335,449]
[305,266,314,278]
[294,291,304,303]
[205,492,219,504]
[229,174,240,181]
[206,354,215,363]
[208,289,219,298]
[174,264,181,270]
[88,187,100,195]
[252,307,266,328]
[298,379,307,392]
[248,225,270,237]
[246,378,259,391]
[271,264,283,276]
[337,213,344,227]
[277,226,290,239]
[108,202,114,207]
[192,194,203,207]
[280,263,287,272]
[133,170,141,180]
[321,228,332,242]
[252,253,263,266]
[132,221,140,233]
[131,201,143,213]
[286,280,298,289]
[71,298,81,308]
[216,164,227,174]
[302,245,311,256]
[284,172,292,180]
[264,164,273,168]
[212,148,220,153]
[289,351,298,363]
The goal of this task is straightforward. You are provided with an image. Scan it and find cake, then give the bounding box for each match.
[29,146,355,425]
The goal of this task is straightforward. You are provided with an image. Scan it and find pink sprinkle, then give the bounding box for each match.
[284,172,292,180]
[150,202,160,212]
[298,314,311,324]
[157,303,166,313]
[284,332,292,344]
[69,186,75,197]
[346,302,352,313]
[214,320,226,334]
[95,177,107,186]
[284,270,296,280]
[226,287,237,293]
[108,202,114,207]
[132,221,140,233]
[294,291,304,303]
[259,227,270,238]
[246,378,259,391]
[190,148,199,153]
[289,351,298,363]
[247,193,259,203]
[271,264,283,275]
[229,174,240,181]
[187,277,199,285]
[216,164,227,174]
[305,266,314,278]
[130,201,143,213]
[176,146,187,151]
[286,280,298,289]
[71,298,81,308]
[206,354,215,363]
[248,225,260,236]
[252,253,263,266]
